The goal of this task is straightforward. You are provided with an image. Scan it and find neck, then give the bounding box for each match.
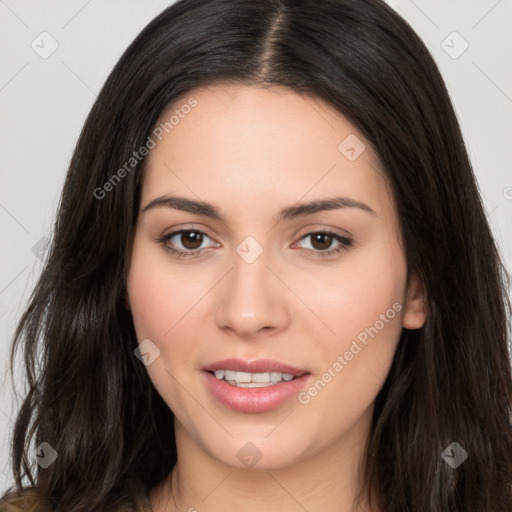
[150,405,377,512]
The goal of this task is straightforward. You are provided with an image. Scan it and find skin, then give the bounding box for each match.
[126,84,427,512]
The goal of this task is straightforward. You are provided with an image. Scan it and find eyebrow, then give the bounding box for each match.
[141,195,376,222]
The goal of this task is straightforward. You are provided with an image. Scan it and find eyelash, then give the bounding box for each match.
[157,229,352,259]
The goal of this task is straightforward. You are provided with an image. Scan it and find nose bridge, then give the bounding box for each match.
[214,235,288,336]
[230,236,275,308]
[232,241,269,292]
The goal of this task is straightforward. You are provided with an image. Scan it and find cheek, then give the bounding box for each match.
[127,263,173,343]
[292,233,406,419]
[128,240,202,342]
[300,239,406,350]
[127,240,225,390]
[126,242,202,412]
[293,251,405,440]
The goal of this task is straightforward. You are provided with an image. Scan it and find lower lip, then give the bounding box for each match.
[202,371,311,413]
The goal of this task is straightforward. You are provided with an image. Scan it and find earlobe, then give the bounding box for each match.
[403,271,427,329]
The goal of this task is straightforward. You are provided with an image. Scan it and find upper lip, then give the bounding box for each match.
[202,358,310,376]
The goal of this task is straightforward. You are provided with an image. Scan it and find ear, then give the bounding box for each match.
[403,271,427,329]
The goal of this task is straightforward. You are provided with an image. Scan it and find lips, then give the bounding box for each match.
[202,358,309,376]
[202,358,312,413]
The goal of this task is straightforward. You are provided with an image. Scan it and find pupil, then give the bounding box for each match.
[312,233,332,250]
[182,231,203,249]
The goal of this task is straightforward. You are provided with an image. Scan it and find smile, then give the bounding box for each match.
[212,369,297,387]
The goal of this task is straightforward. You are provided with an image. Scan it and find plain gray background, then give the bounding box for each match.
[1,0,511,494]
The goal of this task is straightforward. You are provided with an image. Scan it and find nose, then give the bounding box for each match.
[214,244,290,340]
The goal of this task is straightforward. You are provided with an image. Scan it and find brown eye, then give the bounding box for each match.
[295,230,352,257]
[158,229,218,258]
[310,232,333,250]
[179,230,204,250]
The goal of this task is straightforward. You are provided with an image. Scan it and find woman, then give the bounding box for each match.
[1,0,511,510]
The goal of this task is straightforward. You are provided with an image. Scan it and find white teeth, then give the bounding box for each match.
[224,369,236,381]
[212,369,298,386]
[235,371,252,383]
[270,371,282,382]
[252,372,271,383]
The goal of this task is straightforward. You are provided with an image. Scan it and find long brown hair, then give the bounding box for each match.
[1,0,511,510]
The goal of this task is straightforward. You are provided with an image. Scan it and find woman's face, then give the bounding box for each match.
[127,84,426,470]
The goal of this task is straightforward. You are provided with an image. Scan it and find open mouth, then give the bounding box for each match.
[203,364,312,413]
[209,369,301,388]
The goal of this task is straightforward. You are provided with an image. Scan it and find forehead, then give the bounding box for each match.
[141,84,391,220]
